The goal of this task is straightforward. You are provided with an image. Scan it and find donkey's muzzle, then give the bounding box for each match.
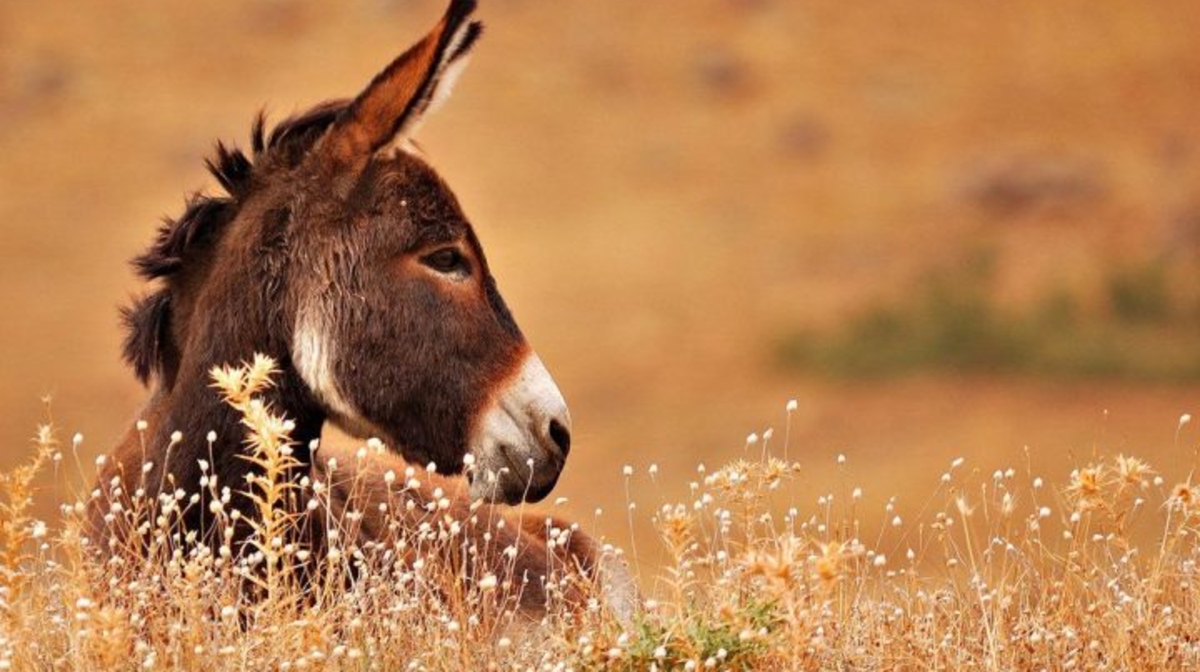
[468,352,571,505]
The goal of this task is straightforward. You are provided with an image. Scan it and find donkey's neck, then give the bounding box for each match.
[131,359,326,515]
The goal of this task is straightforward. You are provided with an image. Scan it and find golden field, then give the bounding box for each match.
[2,359,1200,669]
[2,0,1200,605]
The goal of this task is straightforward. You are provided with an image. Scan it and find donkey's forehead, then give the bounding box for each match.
[370,150,456,204]
[360,151,481,242]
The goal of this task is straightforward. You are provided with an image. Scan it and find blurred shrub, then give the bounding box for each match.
[779,256,1200,380]
[1107,260,1171,324]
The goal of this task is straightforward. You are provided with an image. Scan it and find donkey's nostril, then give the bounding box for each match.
[548,418,571,457]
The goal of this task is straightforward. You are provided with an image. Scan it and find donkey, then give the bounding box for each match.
[90,0,632,619]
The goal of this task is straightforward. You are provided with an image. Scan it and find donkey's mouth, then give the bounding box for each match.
[468,442,563,505]
[500,442,564,503]
[498,443,526,479]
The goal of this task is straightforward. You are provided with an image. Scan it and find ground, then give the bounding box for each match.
[2,0,1199,563]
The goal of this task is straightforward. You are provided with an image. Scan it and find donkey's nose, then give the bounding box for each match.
[548,418,572,457]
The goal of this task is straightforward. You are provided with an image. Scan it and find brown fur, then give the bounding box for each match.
[311,444,610,617]
[90,0,630,618]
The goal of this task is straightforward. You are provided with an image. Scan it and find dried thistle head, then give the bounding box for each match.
[656,504,695,561]
[1114,455,1153,488]
[708,460,751,494]
[811,540,853,586]
[708,458,800,508]
[1065,465,1107,511]
[1169,482,1195,513]
[743,535,806,589]
[210,354,280,410]
[760,457,801,491]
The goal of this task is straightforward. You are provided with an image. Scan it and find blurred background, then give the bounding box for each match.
[2,0,1199,563]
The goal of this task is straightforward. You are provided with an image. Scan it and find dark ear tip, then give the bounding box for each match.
[444,0,477,25]
[450,0,478,16]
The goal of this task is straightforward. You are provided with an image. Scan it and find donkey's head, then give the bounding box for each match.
[123,0,570,504]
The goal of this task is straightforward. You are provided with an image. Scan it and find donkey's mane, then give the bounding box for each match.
[122,100,350,385]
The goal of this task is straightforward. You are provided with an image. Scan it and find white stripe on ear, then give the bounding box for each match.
[424,17,478,116]
[379,19,480,156]
[423,50,473,122]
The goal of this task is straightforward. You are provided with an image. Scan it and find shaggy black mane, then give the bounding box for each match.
[122,100,349,384]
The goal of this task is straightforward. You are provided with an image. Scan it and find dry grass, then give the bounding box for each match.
[2,362,1199,670]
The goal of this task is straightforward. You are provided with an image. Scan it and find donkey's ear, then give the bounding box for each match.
[316,0,482,171]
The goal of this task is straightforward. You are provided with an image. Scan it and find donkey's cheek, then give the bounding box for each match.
[292,307,394,441]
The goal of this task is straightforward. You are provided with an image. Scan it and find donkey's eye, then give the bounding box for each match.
[422,248,468,274]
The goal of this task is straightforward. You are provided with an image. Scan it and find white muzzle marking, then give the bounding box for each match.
[469,351,570,502]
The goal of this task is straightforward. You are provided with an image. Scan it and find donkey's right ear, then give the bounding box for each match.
[315,0,481,173]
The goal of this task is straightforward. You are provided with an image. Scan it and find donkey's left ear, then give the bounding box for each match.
[316,0,482,171]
